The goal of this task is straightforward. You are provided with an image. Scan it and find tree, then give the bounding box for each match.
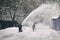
[0,0,19,21]
[1,0,58,22]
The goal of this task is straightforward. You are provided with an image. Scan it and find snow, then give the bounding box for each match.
[22,3,60,27]
[0,26,60,40]
[22,27,33,32]
[0,27,18,40]
[52,16,58,19]
[0,3,60,40]
[0,23,60,40]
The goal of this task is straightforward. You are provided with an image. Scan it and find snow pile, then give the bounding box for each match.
[0,25,60,40]
[3,25,60,40]
[0,27,18,40]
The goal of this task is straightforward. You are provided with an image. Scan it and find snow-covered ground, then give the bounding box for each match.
[0,25,60,40]
[0,27,19,40]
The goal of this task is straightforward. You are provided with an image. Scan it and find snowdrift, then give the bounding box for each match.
[0,26,59,40]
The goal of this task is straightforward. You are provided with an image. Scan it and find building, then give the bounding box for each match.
[52,16,60,31]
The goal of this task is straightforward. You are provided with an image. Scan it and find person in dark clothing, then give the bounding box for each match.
[32,22,37,31]
[32,23,35,31]
[18,23,22,32]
